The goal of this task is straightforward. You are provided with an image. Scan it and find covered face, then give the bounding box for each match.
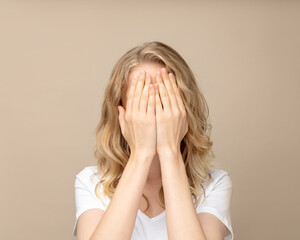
[123,62,166,109]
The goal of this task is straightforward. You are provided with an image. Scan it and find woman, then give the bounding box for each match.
[73,41,234,240]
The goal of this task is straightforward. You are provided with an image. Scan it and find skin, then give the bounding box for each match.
[125,63,226,239]
[76,62,227,240]
[124,62,166,185]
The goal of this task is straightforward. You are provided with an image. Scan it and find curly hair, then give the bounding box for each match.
[92,41,216,214]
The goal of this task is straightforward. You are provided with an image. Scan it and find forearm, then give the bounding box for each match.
[90,152,153,240]
[160,150,207,240]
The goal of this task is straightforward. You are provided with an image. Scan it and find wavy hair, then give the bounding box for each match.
[92,41,216,213]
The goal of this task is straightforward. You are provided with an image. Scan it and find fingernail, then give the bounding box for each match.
[150,84,154,92]
[146,73,150,82]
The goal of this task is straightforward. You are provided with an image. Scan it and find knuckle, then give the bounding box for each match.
[161,91,167,97]
[135,114,142,121]
[165,111,172,118]
[173,110,180,117]
[169,89,175,95]
[144,118,153,125]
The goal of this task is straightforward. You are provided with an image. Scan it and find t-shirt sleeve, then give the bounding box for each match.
[73,167,107,239]
[196,170,234,240]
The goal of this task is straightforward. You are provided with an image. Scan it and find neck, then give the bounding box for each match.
[146,152,162,184]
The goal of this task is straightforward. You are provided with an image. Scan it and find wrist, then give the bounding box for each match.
[157,146,181,157]
[130,150,155,163]
[157,147,181,160]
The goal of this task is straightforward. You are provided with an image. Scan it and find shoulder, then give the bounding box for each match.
[76,165,99,178]
[205,168,233,196]
[74,165,110,205]
[73,165,108,237]
[75,165,101,190]
[197,168,232,202]
[209,168,232,188]
[197,168,234,240]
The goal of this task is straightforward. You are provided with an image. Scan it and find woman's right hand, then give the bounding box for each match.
[117,70,156,158]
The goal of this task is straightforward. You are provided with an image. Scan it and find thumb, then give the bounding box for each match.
[117,105,125,132]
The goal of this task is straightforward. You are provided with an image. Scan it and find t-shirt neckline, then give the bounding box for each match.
[137,209,166,222]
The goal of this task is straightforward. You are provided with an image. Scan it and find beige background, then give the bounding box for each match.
[1,1,299,239]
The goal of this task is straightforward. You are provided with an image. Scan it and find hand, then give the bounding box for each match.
[117,70,157,158]
[154,68,188,155]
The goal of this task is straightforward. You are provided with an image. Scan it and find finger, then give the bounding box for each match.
[168,72,185,113]
[133,70,146,112]
[117,105,125,134]
[161,68,179,111]
[126,74,139,114]
[147,83,155,115]
[140,73,151,114]
[154,83,162,116]
[156,71,171,112]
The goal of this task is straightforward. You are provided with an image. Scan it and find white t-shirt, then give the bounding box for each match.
[73,165,234,240]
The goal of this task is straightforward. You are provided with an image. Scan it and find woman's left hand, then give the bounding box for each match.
[154,67,188,156]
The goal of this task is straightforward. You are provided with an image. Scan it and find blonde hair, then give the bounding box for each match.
[92,41,216,213]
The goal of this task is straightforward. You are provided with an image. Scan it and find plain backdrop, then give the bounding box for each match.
[0,1,299,239]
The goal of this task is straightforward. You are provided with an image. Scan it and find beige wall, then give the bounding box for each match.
[1,1,299,239]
